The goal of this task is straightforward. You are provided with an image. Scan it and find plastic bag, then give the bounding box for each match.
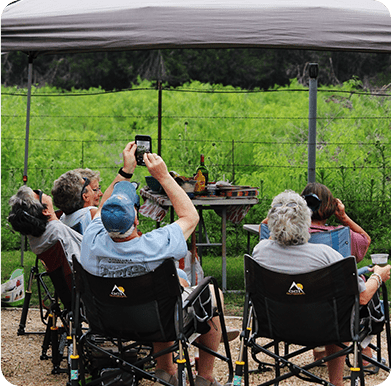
[1,268,25,307]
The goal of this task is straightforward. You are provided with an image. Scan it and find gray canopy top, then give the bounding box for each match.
[2,0,391,55]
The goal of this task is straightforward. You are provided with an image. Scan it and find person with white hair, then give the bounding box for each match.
[252,189,391,386]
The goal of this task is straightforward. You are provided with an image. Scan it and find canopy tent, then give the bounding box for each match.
[2,0,391,54]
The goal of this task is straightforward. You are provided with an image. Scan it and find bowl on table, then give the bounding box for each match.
[145,176,163,193]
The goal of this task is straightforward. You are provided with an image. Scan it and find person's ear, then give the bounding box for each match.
[42,207,51,216]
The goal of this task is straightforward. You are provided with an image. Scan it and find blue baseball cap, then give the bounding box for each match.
[101,181,140,234]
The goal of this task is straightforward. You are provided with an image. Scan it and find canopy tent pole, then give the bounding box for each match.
[20,53,34,266]
[307,63,318,183]
[158,80,162,156]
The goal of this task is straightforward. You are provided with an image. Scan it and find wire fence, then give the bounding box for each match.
[2,84,391,261]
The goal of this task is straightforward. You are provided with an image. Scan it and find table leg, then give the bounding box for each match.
[222,207,227,292]
[198,208,203,265]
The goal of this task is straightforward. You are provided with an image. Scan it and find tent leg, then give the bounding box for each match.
[20,54,34,266]
[307,63,318,184]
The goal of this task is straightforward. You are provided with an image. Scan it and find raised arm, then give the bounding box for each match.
[334,198,371,246]
[144,152,199,240]
[93,141,137,219]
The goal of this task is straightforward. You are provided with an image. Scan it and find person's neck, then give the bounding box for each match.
[311,220,327,226]
[112,229,140,243]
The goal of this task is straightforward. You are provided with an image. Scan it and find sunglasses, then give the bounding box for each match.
[33,189,43,204]
[81,177,90,200]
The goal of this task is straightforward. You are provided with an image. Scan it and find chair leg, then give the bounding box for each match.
[17,266,36,335]
[40,316,53,360]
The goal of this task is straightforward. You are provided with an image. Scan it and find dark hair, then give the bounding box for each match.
[8,186,49,237]
[301,182,337,221]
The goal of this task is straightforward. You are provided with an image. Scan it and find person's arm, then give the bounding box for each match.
[360,264,390,305]
[144,152,199,240]
[93,141,137,219]
[259,218,268,233]
[334,198,371,248]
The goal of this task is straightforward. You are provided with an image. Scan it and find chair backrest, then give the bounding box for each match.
[71,222,83,234]
[72,257,183,342]
[244,254,359,347]
[37,240,73,309]
[260,223,351,257]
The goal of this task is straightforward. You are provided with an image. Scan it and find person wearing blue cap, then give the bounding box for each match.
[80,141,226,386]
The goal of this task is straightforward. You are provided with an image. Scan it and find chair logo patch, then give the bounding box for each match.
[110,285,127,298]
[287,281,305,295]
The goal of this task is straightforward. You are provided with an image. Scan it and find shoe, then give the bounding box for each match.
[153,369,178,386]
[362,356,386,375]
[221,327,240,343]
[195,375,222,386]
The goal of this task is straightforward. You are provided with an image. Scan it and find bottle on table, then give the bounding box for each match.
[194,154,209,194]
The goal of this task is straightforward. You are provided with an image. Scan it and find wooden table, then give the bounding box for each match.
[140,189,258,291]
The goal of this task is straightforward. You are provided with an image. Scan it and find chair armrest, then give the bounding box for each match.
[183,276,215,308]
[357,266,371,276]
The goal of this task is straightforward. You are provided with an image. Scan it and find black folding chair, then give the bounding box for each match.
[235,254,390,386]
[18,240,73,374]
[70,256,234,386]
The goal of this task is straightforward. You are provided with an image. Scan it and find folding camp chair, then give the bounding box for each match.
[70,256,234,386]
[235,254,390,386]
[18,240,73,374]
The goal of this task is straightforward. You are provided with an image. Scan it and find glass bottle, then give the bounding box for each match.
[194,154,209,194]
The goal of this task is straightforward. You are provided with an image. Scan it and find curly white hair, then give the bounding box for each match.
[267,189,312,246]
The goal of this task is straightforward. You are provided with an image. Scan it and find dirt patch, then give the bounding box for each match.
[1,308,390,386]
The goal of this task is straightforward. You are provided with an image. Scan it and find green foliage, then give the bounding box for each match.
[1,80,390,259]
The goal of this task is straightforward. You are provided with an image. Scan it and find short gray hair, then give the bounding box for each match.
[267,190,311,246]
[8,186,49,237]
[74,168,101,182]
[52,170,85,214]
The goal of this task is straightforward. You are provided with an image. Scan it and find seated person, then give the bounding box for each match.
[80,141,225,386]
[52,169,100,234]
[8,186,82,265]
[301,182,371,263]
[252,190,390,386]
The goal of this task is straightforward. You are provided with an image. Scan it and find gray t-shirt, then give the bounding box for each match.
[252,239,365,293]
[28,220,83,265]
[80,217,188,279]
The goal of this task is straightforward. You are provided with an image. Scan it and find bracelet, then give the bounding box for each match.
[118,167,133,179]
[369,273,382,289]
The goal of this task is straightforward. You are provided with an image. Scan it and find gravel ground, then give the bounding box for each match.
[1,308,390,386]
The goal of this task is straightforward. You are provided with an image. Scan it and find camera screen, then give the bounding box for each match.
[136,140,151,164]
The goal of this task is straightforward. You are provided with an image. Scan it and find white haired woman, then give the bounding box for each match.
[252,190,390,386]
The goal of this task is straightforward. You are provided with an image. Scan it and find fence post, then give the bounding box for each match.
[232,140,235,183]
[308,63,318,183]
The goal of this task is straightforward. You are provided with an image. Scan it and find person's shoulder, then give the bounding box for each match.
[305,242,343,259]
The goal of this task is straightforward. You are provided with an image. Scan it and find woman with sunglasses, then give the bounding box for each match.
[52,169,101,234]
[8,185,82,265]
[301,182,371,264]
